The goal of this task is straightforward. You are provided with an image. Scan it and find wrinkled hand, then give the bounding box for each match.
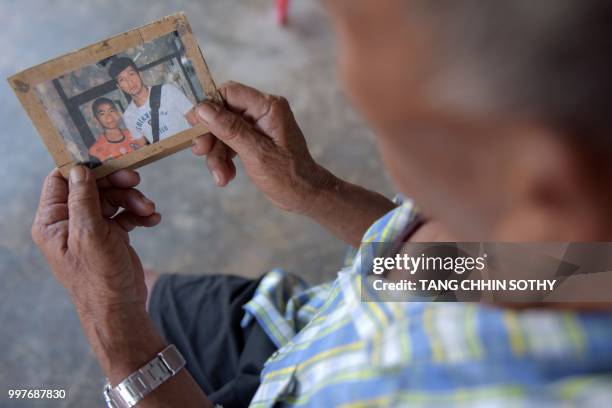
[31,167,160,317]
[192,81,329,213]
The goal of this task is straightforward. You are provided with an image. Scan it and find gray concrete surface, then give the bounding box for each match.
[0,0,393,406]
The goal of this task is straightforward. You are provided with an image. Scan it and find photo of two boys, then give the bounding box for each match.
[89,56,198,163]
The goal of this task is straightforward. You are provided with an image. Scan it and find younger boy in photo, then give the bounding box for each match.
[88,97,147,162]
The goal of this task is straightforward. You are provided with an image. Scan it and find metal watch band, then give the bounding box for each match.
[103,344,186,408]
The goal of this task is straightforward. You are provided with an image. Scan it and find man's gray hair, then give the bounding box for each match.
[418,0,612,151]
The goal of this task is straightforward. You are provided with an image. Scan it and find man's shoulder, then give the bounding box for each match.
[160,83,178,91]
[160,83,180,96]
[123,102,139,119]
[160,83,189,98]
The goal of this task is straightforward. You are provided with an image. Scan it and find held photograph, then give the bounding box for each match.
[9,13,220,178]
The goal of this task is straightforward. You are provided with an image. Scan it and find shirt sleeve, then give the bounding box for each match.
[164,84,194,116]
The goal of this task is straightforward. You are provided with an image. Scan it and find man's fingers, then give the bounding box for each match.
[97,169,140,189]
[220,81,294,145]
[67,166,105,234]
[192,132,237,186]
[196,102,268,158]
[100,197,119,219]
[35,168,69,227]
[219,81,272,122]
[100,188,156,218]
[226,155,237,182]
[114,210,161,232]
[192,133,214,156]
[206,139,234,186]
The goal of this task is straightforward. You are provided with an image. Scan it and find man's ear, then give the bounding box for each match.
[497,124,601,240]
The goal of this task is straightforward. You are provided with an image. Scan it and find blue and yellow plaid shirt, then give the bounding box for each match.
[242,200,612,407]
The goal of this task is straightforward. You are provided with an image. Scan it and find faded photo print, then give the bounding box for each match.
[34,31,207,168]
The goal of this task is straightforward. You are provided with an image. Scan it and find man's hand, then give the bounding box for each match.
[32,167,210,407]
[192,81,329,214]
[32,167,159,316]
[192,81,396,246]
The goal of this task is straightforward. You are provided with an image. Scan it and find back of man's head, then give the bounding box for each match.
[416,0,612,156]
[328,0,612,239]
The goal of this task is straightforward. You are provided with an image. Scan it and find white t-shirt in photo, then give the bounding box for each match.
[123,84,194,143]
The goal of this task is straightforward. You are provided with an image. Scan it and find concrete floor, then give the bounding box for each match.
[0,0,393,406]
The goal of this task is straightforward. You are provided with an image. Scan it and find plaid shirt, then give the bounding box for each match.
[243,200,612,407]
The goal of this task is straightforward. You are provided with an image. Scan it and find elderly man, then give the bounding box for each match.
[32,1,612,407]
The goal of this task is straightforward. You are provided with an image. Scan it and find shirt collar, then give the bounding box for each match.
[340,199,420,339]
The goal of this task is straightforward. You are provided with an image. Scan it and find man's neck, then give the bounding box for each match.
[132,86,150,107]
[104,128,124,143]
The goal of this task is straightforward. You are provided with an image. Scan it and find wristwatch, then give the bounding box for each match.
[103,344,186,408]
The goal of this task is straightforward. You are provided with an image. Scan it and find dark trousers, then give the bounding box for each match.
[148,274,278,408]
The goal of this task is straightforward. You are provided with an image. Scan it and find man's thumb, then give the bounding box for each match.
[68,166,104,233]
[196,102,257,156]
